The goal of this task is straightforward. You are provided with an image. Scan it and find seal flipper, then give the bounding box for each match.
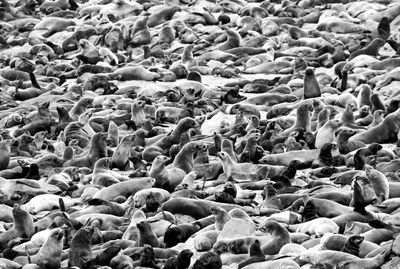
[29,72,41,89]
[87,198,110,206]
[25,163,39,180]
[15,179,41,188]
[59,198,66,212]
[377,16,390,40]
[368,219,392,229]
[353,178,368,215]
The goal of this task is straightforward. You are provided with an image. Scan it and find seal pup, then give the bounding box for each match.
[163,249,193,269]
[315,120,342,149]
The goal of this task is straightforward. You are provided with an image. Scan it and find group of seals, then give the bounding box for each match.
[2,0,400,268]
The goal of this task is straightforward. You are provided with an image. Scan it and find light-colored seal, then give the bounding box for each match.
[93,177,155,201]
[315,119,342,149]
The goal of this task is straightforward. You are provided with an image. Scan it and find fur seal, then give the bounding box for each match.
[193,251,222,269]
[68,227,95,268]
[304,68,321,99]
[164,249,193,269]
[150,155,186,192]
[173,142,207,174]
[364,164,389,203]
[137,221,159,247]
[93,177,155,201]
[280,102,314,136]
[161,197,252,219]
[63,132,108,169]
[164,223,200,247]
[111,134,134,171]
[0,140,11,171]
[288,217,339,237]
[315,120,342,149]
[349,108,400,143]
[259,220,291,255]
[91,157,121,187]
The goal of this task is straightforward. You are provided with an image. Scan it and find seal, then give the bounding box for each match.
[221,138,238,162]
[113,66,159,81]
[349,108,400,143]
[110,252,134,269]
[163,249,193,269]
[237,239,265,269]
[312,142,338,168]
[0,140,11,171]
[193,231,219,251]
[137,221,159,247]
[150,155,186,192]
[245,93,298,106]
[315,120,342,149]
[93,177,155,201]
[173,142,207,174]
[122,209,146,241]
[356,84,372,108]
[304,68,321,99]
[161,197,250,220]
[111,134,135,171]
[63,132,108,169]
[215,29,240,51]
[91,157,120,187]
[369,110,384,127]
[337,129,365,154]
[259,220,291,255]
[341,235,364,257]
[133,188,170,208]
[164,223,200,247]
[68,227,95,268]
[287,217,339,237]
[13,203,35,239]
[364,164,389,203]
[242,60,292,74]
[136,244,159,268]
[106,120,119,147]
[131,100,146,128]
[175,171,197,191]
[14,227,64,267]
[280,102,314,136]
[348,38,386,61]
[260,185,282,215]
[370,93,386,114]
[260,149,319,166]
[210,206,232,231]
[129,16,151,46]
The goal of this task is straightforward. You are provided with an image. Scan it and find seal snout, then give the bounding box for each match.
[52,228,64,240]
